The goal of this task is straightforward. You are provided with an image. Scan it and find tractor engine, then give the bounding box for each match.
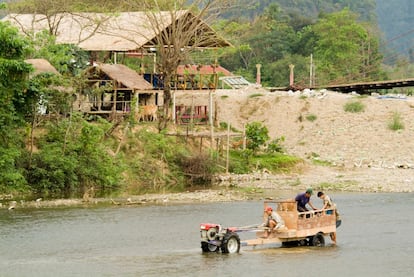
[200,223,240,253]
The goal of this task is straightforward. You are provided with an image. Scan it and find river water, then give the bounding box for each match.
[0,192,413,276]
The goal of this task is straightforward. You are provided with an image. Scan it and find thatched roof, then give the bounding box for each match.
[93,64,153,90]
[176,65,233,76]
[25,59,59,76]
[3,11,231,51]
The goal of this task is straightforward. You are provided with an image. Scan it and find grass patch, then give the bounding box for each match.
[219,122,240,132]
[248,93,264,98]
[305,114,317,122]
[228,150,302,174]
[220,95,229,99]
[388,111,404,131]
[307,152,332,166]
[344,100,365,113]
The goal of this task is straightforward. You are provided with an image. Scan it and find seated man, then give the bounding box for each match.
[261,206,286,238]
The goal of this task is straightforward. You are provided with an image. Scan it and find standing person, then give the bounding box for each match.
[262,206,285,238]
[317,191,340,244]
[295,188,317,212]
[317,191,334,212]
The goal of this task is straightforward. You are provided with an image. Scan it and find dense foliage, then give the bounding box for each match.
[0,21,123,198]
[214,4,385,87]
[221,0,377,22]
[25,114,123,198]
[0,21,32,193]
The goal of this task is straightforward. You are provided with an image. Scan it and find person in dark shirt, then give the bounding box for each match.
[295,188,317,212]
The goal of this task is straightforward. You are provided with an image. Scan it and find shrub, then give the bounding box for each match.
[344,101,365,113]
[176,153,219,186]
[26,114,123,198]
[388,112,404,131]
[245,122,269,152]
[306,114,317,122]
[267,137,285,153]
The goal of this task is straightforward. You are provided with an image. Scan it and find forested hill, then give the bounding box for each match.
[223,0,376,21]
[223,0,414,58]
[376,0,414,59]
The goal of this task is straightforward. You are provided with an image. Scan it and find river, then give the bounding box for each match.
[0,192,413,276]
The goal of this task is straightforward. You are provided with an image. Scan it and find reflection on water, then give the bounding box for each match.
[0,192,413,276]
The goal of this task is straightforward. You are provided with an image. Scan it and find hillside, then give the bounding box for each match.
[176,87,414,192]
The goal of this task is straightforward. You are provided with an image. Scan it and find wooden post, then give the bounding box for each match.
[190,96,194,127]
[172,91,176,124]
[289,64,295,87]
[309,54,313,87]
[226,122,230,174]
[112,81,118,120]
[256,64,261,85]
[209,90,213,126]
[242,123,246,150]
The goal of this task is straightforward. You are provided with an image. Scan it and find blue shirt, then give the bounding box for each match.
[295,192,310,211]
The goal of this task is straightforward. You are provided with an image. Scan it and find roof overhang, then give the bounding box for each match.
[3,11,231,52]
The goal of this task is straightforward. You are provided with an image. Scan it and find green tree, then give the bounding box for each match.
[247,4,297,64]
[307,9,383,85]
[245,122,269,153]
[263,54,310,87]
[32,31,90,76]
[27,114,122,198]
[0,21,32,193]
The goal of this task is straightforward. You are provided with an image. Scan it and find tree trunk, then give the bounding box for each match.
[159,73,172,131]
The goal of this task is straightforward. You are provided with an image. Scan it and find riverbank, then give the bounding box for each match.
[2,163,413,209]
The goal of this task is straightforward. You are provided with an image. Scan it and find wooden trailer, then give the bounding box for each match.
[200,199,341,253]
[243,200,339,247]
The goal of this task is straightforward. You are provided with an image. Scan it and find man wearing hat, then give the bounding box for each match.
[261,206,285,238]
[295,188,317,212]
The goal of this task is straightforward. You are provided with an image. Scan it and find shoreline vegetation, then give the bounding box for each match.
[2,165,413,209]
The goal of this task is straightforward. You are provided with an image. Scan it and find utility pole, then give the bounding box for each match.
[256,64,261,86]
[289,64,295,87]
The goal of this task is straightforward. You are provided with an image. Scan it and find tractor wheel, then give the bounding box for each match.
[310,233,325,247]
[201,242,218,253]
[221,233,240,254]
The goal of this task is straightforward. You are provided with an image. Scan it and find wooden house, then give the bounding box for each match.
[74,63,155,118]
[4,11,231,122]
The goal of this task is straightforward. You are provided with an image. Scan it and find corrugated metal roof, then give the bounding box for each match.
[3,11,230,51]
[219,76,250,89]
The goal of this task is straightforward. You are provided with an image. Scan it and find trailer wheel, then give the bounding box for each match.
[298,239,308,246]
[221,233,240,254]
[311,233,325,247]
[282,240,299,247]
[201,242,218,253]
